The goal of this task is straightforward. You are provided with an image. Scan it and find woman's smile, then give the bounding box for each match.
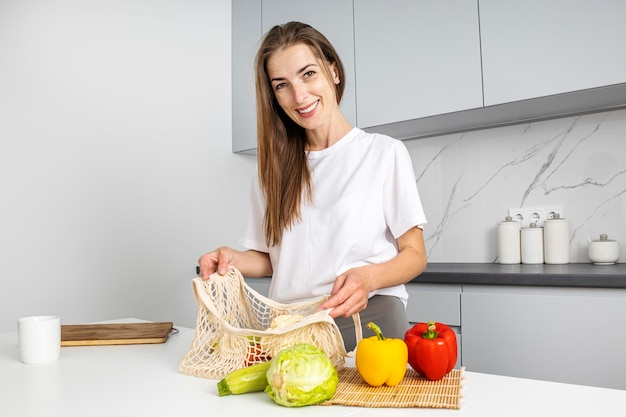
[297,100,319,117]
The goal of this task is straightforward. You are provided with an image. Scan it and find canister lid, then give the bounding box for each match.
[592,234,616,242]
[500,215,518,224]
[545,213,566,222]
[522,222,542,232]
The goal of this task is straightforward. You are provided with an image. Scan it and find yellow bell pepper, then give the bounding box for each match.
[355,322,408,387]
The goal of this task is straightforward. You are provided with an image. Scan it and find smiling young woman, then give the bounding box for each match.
[198,22,428,350]
[254,22,353,247]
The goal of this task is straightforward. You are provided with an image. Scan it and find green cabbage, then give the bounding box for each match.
[264,343,338,407]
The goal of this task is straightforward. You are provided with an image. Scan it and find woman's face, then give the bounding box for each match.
[266,43,340,132]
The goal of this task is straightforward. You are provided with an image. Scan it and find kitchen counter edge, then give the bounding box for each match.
[411,263,626,288]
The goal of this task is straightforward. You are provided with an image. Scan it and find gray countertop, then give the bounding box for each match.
[412,263,626,288]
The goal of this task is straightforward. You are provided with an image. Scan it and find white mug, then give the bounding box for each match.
[17,316,61,364]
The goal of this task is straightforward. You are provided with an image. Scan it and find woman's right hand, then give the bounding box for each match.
[197,246,234,280]
[197,248,273,280]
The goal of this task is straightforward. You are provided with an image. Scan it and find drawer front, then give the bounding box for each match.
[406,285,461,326]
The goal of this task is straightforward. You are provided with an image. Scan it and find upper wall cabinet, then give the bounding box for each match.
[233,1,626,153]
[231,0,355,154]
[353,0,483,129]
[232,0,261,154]
[480,0,626,106]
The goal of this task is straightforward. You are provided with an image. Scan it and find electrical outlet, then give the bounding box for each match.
[507,206,563,228]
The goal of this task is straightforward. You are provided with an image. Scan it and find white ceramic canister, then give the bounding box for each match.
[588,234,620,265]
[543,213,570,264]
[521,223,544,264]
[497,216,521,264]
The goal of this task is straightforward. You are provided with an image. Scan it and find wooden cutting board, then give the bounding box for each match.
[61,322,174,346]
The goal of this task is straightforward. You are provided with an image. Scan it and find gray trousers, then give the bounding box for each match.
[333,295,410,352]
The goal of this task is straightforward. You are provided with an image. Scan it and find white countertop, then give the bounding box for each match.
[2,319,625,417]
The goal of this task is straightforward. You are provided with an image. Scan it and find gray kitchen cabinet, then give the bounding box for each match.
[461,285,626,390]
[480,0,626,106]
[244,277,271,297]
[231,0,261,154]
[232,1,483,151]
[231,0,356,153]
[405,283,461,326]
[233,1,626,152]
[353,0,483,129]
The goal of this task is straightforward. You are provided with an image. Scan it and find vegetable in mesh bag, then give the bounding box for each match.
[268,313,303,329]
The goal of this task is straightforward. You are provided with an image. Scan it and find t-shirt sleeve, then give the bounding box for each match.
[238,173,270,253]
[383,140,427,238]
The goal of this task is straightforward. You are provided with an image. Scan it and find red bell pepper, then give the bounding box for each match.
[404,321,457,381]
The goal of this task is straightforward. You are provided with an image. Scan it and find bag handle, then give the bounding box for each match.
[346,312,362,357]
[352,312,362,344]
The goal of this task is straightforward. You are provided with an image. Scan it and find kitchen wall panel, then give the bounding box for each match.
[406,109,626,263]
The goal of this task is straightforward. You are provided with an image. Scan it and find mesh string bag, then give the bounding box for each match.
[179,267,360,379]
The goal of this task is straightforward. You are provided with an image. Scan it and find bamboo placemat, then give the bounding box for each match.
[321,367,464,409]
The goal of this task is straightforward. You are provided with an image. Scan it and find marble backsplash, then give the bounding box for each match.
[405,108,626,264]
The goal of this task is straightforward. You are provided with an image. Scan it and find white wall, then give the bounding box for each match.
[0,0,256,332]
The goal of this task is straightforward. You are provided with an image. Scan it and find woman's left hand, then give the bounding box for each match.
[318,227,427,318]
[318,267,372,318]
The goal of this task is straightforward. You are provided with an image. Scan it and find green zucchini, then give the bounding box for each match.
[216,361,271,396]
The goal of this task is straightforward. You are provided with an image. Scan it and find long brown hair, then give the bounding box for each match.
[255,22,346,246]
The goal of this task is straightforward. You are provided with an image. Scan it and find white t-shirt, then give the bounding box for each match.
[239,127,427,305]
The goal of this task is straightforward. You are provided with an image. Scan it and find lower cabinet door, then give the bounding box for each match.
[461,285,626,390]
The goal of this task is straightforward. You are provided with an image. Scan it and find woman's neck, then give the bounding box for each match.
[305,115,353,151]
